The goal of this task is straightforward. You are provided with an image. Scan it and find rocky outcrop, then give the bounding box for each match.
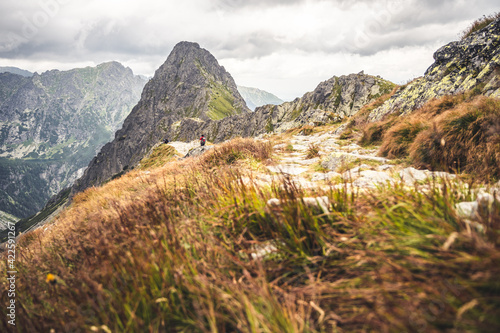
[370,18,500,121]
[184,145,214,158]
[72,42,250,193]
[0,62,146,218]
[171,73,395,143]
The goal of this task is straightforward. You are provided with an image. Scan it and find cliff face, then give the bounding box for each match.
[370,18,500,121]
[72,42,250,193]
[171,73,395,143]
[0,62,146,219]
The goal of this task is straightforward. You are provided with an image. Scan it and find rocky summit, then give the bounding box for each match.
[0,62,146,220]
[171,72,395,142]
[370,17,500,120]
[72,42,250,193]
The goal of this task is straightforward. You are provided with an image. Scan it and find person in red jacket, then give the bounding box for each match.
[200,135,206,146]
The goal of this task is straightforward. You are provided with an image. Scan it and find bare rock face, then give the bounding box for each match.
[72,42,250,193]
[369,18,500,121]
[171,73,395,143]
[183,145,214,158]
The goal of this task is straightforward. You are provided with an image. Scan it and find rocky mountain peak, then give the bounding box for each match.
[0,66,33,77]
[169,72,396,144]
[143,41,249,121]
[238,86,284,111]
[72,41,249,194]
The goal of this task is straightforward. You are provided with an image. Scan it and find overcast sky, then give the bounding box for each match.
[0,0,498,101]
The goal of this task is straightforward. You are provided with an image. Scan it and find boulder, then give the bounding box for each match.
[399,167,429,183]
[184,145,214,158]
[352,170,394,188]
[267,196,330,213]
[456,202,478,219]
[311,172,341,182]
[321,153,355,171]
[266,164,308,176]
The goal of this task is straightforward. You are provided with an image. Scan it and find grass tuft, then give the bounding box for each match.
[363,93,500,181]
[409,96,500,179]
[460,12,500,40]
[305,144,320,159]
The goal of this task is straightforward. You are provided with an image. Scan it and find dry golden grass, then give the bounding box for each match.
[379,119,429,158]
[2,136,500,332]
[409,96,500,179]
[361,93,500,181]
[460,12,500,40]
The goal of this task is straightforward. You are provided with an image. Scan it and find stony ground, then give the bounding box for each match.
[168,128,499,224]
[263,131,455,189]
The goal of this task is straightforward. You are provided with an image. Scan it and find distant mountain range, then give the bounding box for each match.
[0,62,146,221]
[0,66,33,77]
[237,86,284,111]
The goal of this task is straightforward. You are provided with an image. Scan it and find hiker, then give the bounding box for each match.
[163,138,169,144]
[200,135,206,146]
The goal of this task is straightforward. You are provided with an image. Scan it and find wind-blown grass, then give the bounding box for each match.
[1,137,499,332]
[460,12,500,40]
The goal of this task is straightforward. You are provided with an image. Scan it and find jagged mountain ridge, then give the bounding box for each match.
[369,17,500,120]
[0,62,146,220]
[171,72,395,142]
[237,86,284,111]
[72,42,250,193]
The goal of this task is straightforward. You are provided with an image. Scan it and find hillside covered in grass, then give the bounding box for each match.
[1,131,499,332]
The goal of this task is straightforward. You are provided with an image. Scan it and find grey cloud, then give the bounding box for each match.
[0,0,77,56]
[1,0,498,71]
[83,21,152,55]
[324,0,500,56]
[210,0,388,12]
[207,31,284,58]
[210,0,307,11]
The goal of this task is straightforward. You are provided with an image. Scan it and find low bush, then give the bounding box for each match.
[364,93,500,180]
[200,137,272,167]
[305,143,320,159]
[359,118,395,146]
